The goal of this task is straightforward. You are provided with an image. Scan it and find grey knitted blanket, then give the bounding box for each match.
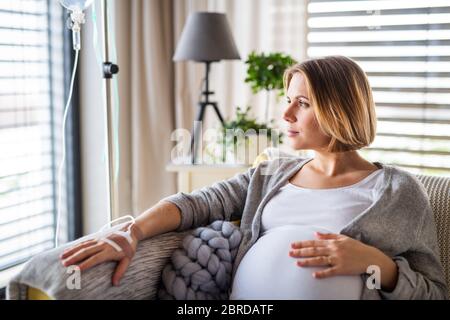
[158,220,242,300]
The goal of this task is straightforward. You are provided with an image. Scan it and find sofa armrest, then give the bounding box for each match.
[8,231,190,300]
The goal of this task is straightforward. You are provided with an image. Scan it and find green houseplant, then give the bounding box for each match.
[245,51,297,123]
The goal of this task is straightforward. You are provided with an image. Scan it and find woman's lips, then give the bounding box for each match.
[287,130,299,137]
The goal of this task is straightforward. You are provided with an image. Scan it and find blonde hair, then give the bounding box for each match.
[283,56,377,153]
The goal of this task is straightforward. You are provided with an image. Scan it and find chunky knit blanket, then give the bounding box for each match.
[157,220,242,300]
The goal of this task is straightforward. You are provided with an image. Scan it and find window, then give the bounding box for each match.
[0,0,81,272]
[307,0,450,176]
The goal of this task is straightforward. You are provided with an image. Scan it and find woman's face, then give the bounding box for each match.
[283,73,331,151]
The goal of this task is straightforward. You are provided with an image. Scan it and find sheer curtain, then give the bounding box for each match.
[114,0,177,215]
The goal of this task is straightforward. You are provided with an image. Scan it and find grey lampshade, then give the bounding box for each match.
[173,12,240,62]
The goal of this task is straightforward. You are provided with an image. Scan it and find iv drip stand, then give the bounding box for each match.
[101,0,120,222]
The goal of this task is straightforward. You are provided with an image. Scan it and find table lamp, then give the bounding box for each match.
[173,12,240,164]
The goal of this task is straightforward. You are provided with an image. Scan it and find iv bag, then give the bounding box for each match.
[59,0,94,11]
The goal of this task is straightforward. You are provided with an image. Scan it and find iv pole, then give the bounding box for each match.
[101,0,119,222]
[58,0,119,243]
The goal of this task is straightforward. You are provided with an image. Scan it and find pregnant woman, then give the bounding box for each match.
[60,56,448,299]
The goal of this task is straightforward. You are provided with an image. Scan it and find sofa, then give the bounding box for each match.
[7,149,450,299]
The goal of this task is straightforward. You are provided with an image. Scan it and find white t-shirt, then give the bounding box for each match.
[230,168,384,300]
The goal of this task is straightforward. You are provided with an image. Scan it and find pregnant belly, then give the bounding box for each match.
[230,225,363,300]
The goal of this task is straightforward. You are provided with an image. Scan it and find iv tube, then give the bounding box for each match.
[55,0,93,247]
[55,49,79,248]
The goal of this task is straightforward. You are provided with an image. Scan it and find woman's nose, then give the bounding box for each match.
[283,104,297,123]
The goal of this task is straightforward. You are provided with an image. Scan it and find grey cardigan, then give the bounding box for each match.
[161,156,448,300]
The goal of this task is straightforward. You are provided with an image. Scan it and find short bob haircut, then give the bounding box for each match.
[283,55,377,153]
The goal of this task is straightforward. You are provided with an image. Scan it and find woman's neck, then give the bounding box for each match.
[308,150,378,177]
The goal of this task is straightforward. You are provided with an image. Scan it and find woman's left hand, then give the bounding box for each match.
[289,232,398,291]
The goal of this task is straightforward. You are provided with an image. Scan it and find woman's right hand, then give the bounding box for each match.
[59,223,142,286]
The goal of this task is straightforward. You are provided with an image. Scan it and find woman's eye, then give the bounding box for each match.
[298,100,309,108]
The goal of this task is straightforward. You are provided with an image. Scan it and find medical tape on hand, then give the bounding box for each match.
[96,221,144,258]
